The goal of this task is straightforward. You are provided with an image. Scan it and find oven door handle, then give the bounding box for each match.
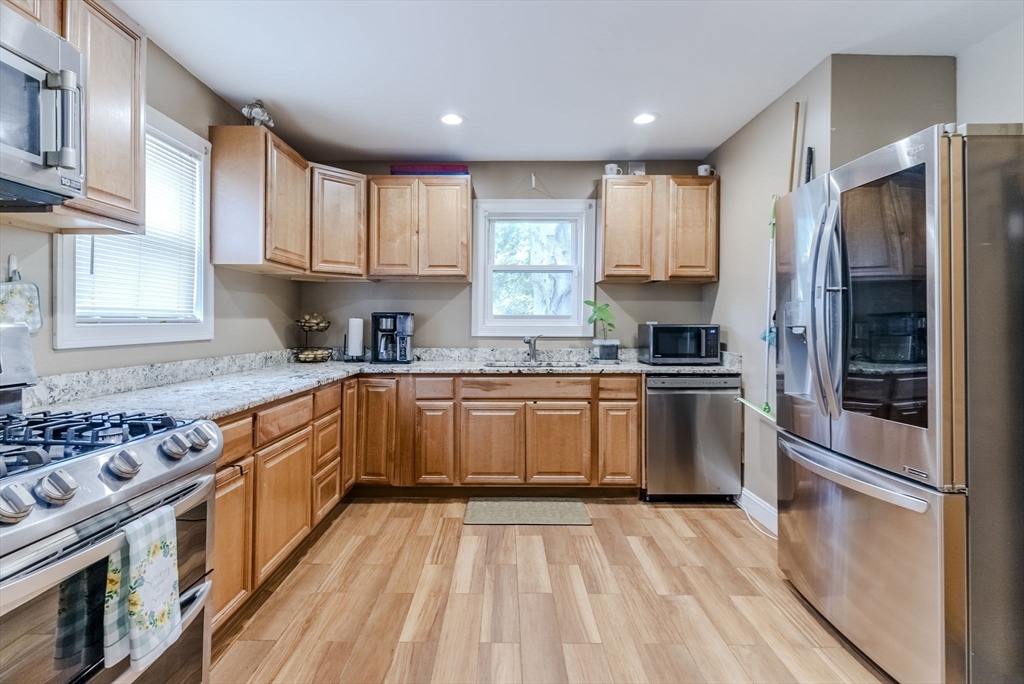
[0,474,214,617]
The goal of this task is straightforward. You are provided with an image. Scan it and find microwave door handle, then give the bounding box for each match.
[700,330,706,358]
[44,70,79,169]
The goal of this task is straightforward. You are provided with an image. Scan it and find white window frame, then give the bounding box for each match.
[471,199,596,338]
[53,106,213,349]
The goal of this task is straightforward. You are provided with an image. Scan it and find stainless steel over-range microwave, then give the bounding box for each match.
[637,324,722,365]
[0,3,86,209]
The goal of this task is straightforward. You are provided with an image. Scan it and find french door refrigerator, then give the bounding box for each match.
[775,124,1023,684]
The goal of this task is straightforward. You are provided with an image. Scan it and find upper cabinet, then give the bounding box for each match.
[210,126,310,276]
[311,165,367,277]
[1,0,62,34]
[368,175,471,280]
[844,179,924,279]
[599,174,720,283]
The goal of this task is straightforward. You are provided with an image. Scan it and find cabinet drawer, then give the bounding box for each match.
[313,383,341,418]
[415,376,455,399]
[460,377,592,400]
[313,410,341,471]
[598,376,639,400]
[217,415,253,466]
[313,459,341,525]
[255,394,314,447]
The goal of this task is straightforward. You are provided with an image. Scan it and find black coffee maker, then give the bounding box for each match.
[370,312,414,364]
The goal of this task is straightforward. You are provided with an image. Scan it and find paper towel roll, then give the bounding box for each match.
[346,318,364,356]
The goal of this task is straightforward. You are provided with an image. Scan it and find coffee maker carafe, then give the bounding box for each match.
[371,312,414,364]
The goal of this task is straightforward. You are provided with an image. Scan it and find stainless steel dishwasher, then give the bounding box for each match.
[644,375,742,500]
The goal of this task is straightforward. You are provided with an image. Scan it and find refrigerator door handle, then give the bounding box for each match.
[780,439,930,514]
[811,200,841,419]
[825,207,845,412]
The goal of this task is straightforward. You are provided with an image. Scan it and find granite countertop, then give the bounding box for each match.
[36,356,741,421]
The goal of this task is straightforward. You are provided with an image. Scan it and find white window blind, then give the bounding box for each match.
[74,132,203,323]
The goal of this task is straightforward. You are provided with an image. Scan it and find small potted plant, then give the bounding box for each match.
[585,300,619,362]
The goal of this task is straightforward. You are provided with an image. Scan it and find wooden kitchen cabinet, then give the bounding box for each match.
[600,175,719,283]
[460,402,527,484]
[525,402,591,484]
[843,184,905,278]
[311,165,367,277]
[1,0,62,33]
[313,410,341,471]
[356,378,397,484]
[600,176,653,279]
[341,378,358,493]
[597,401,640,486]
[312,460,341,525]
[253,426,312,586]
[369,175,471,279]
[414,400,456,484]
[64,0,146,228]
[210,126,310,275]
[211,456,254,628]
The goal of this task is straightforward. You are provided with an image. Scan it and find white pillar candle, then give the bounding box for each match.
[346,318,364,356]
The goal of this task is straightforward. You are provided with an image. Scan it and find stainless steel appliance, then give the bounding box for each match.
[775,124,1023,683]
[371,312,414,364]
[637,323,721,365]
[0,324,222,683]
[0,3,85,208]
[644,375,741,500]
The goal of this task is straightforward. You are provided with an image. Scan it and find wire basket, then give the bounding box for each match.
[296,348,333,363]
[296,315,331,333]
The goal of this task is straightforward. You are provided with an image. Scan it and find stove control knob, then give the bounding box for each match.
[108,448,143,479]
[186,424,216,449]
[0,483,35,523]
[160,433,191,460]
[34,469,79,506]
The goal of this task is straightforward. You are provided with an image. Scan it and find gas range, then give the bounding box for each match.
[0,408,223,557]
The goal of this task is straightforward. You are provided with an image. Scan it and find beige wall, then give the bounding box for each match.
[956,17,1024,124]
[830,54,957,168]
[301,160,707,350]
[702,56,832,507]
[0,42,301,376]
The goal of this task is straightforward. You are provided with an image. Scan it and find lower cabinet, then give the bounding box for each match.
[356,378,397,484]
[253,426,312,586]
[460,402,526,484]
[414,400,456,484]
[597,401,641,486]
[313,460,341,525]
[525,402,592,484]
[211,456,253,628]
[342,378,359,492]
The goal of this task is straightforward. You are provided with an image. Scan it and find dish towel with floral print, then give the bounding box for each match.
[103,505,182,671]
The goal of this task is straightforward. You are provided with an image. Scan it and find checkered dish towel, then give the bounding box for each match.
[103,505,182,671]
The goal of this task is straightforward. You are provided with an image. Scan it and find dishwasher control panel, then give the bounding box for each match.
[646,375,740,390]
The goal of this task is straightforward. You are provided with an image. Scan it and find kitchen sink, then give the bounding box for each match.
[483,361,590,368]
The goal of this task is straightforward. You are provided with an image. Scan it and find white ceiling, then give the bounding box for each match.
[114,0,1022,162]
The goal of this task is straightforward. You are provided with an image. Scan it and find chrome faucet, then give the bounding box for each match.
[523,335,543,363]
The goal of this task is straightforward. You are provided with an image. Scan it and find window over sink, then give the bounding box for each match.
[471,199,596,337]
[54,107,213,348]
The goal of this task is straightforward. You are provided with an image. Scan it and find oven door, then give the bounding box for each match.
[0,473,213,684]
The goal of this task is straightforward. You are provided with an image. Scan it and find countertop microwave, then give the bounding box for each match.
[637,324,722,365]
[0,3,86,209]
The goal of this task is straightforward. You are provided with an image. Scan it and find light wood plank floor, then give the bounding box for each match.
[212,498,886,684]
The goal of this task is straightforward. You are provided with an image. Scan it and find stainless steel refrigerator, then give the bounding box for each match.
[775,124,1023,683]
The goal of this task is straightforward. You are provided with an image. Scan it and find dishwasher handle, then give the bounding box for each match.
[646,388,740,395]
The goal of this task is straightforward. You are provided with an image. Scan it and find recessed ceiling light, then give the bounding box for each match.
[441,113,465,125]
[633,113,658,125]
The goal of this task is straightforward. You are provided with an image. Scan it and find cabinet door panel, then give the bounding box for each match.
[312,166,366,275]
[64,0,145,224]
[601,176,653,278]
[357,378,397,484]
[415,400,456,484]
[265,137,309,268]
[843,185,905,278]
[313,410,341,471]
[212,457,253,628]
[369,177,418,276]
[460,402,526,484]
[2,0,61,33]
[254,427,312,585]
[341,378,358,493]
[525,402,591,485]
[313,459,341,525]
[667,176,718,280]
[418,177,470,277]
[597,401,640,486]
